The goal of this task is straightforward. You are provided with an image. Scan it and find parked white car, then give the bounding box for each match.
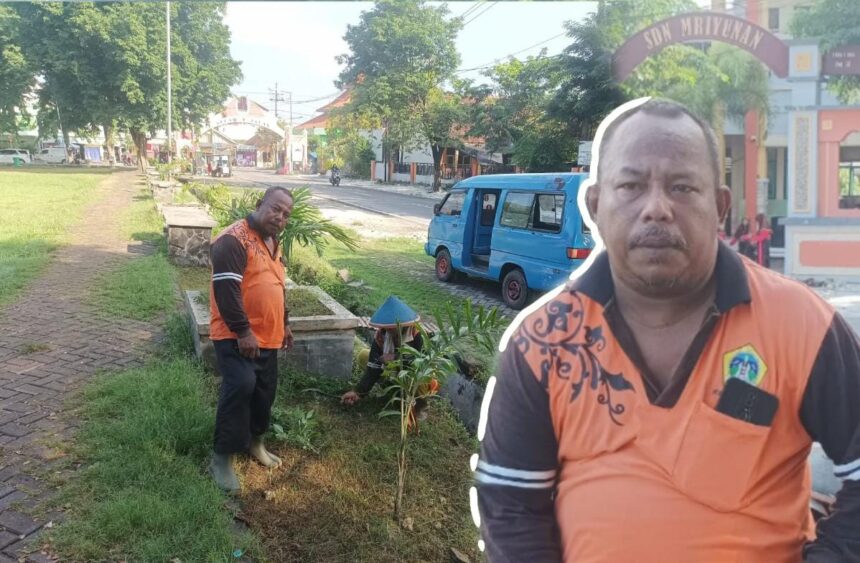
[33,147,68,164]
[0,148,32,165]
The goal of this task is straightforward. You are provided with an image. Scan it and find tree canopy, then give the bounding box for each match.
[792,0,860,103]
[10,2,241,165]
[337,0,462,189]
[0,5,35,137]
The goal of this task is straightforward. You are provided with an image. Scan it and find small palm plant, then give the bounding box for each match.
[379,301,505,522]
[204,186,358,262]
[277,187,358,263]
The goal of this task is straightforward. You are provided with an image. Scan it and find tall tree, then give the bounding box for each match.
[15,2,241,168]
[466,53,578,171]
[0,5,35,138]
[337,0,463,190]
[792,0,860,103]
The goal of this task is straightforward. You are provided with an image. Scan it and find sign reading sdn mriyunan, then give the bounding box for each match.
[613,12,789,80]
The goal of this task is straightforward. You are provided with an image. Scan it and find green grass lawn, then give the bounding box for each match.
[51,184,485,561]
[122,187,165,245]
[52,357,261,562]
[0,169,109,308]
[90,187,175,321]
[321,236,466,319]
[90,253,176,321]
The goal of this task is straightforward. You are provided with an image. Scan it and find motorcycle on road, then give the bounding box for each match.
[330,168,341,187]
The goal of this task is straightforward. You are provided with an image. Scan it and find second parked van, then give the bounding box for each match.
[425,173,594,309]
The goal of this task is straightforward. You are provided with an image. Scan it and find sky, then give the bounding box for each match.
[224,1,600,126]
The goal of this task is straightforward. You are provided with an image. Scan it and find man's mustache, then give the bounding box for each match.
[629,227,688,250]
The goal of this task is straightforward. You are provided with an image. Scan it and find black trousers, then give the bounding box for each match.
[213,340,279,454]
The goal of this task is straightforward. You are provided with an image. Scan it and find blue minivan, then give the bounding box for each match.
[425,173,595,309]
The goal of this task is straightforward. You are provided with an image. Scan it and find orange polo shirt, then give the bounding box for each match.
[209,218,285,349]
[476,243,860,562]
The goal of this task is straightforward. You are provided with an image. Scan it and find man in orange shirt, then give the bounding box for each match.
[476,99,860,561]
[208,187,294,492]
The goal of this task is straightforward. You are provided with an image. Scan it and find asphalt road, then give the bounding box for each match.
[230,168,434,226]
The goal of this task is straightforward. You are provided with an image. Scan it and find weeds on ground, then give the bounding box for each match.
[270,406,323,454]
[19,342,51,354]
[238,369,480,563]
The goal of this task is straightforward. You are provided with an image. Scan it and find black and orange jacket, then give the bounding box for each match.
[209,217,286,349]
[477,243,860,563]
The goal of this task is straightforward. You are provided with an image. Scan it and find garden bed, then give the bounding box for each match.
[185,284,361,379]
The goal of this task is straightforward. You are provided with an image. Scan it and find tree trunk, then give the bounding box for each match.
[130,128,147,172]
[103,122,116,167]
[430,144,443,192]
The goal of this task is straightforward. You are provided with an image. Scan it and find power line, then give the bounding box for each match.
[233,91,340,104]
[457,0,486,21]
[462,0,499,27]
[456,31,568,73]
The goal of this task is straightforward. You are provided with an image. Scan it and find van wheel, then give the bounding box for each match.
[502,268,529,309]
[435,249,455,282]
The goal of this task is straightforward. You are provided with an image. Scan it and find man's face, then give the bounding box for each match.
[587,112,731,297]
[257,191,294,238]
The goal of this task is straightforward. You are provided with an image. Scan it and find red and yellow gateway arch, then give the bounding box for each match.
[611,10,790,226]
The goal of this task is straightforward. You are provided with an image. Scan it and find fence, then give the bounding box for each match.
[482,163,516,175]
[441,164,473,180]
[415,163,434,177]
[394,162,410,174]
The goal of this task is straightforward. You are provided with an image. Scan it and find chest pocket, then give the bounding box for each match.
[672,400,771,512]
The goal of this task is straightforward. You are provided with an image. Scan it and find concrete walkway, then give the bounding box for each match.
[0,172,157,562]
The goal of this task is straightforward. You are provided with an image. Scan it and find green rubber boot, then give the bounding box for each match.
[209,452,240,492]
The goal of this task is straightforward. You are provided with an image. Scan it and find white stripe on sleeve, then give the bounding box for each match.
[475,472,555,489]
[476,460,557,481]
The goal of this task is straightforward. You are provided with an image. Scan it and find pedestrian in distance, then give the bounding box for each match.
[208,187,295,492]
[476,98,860,562]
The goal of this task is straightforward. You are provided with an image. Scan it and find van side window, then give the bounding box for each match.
[533,194,565,233]
[500,192,534,229]
[439,192,465,216]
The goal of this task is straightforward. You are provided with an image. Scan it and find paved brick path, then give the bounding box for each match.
[0,172,158,562]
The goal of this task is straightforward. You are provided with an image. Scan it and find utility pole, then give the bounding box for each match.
[269,83,286,119]
[166,1,173,179]
[269,83,287,171]
[54,98,66,148]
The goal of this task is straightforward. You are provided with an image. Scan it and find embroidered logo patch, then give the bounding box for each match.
[723,345,767,386]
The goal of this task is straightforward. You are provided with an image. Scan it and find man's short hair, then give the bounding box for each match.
[261,186,293,205]
[597,99,721,190]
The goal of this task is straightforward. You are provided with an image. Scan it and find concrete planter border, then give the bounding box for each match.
[184,284,361,380]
